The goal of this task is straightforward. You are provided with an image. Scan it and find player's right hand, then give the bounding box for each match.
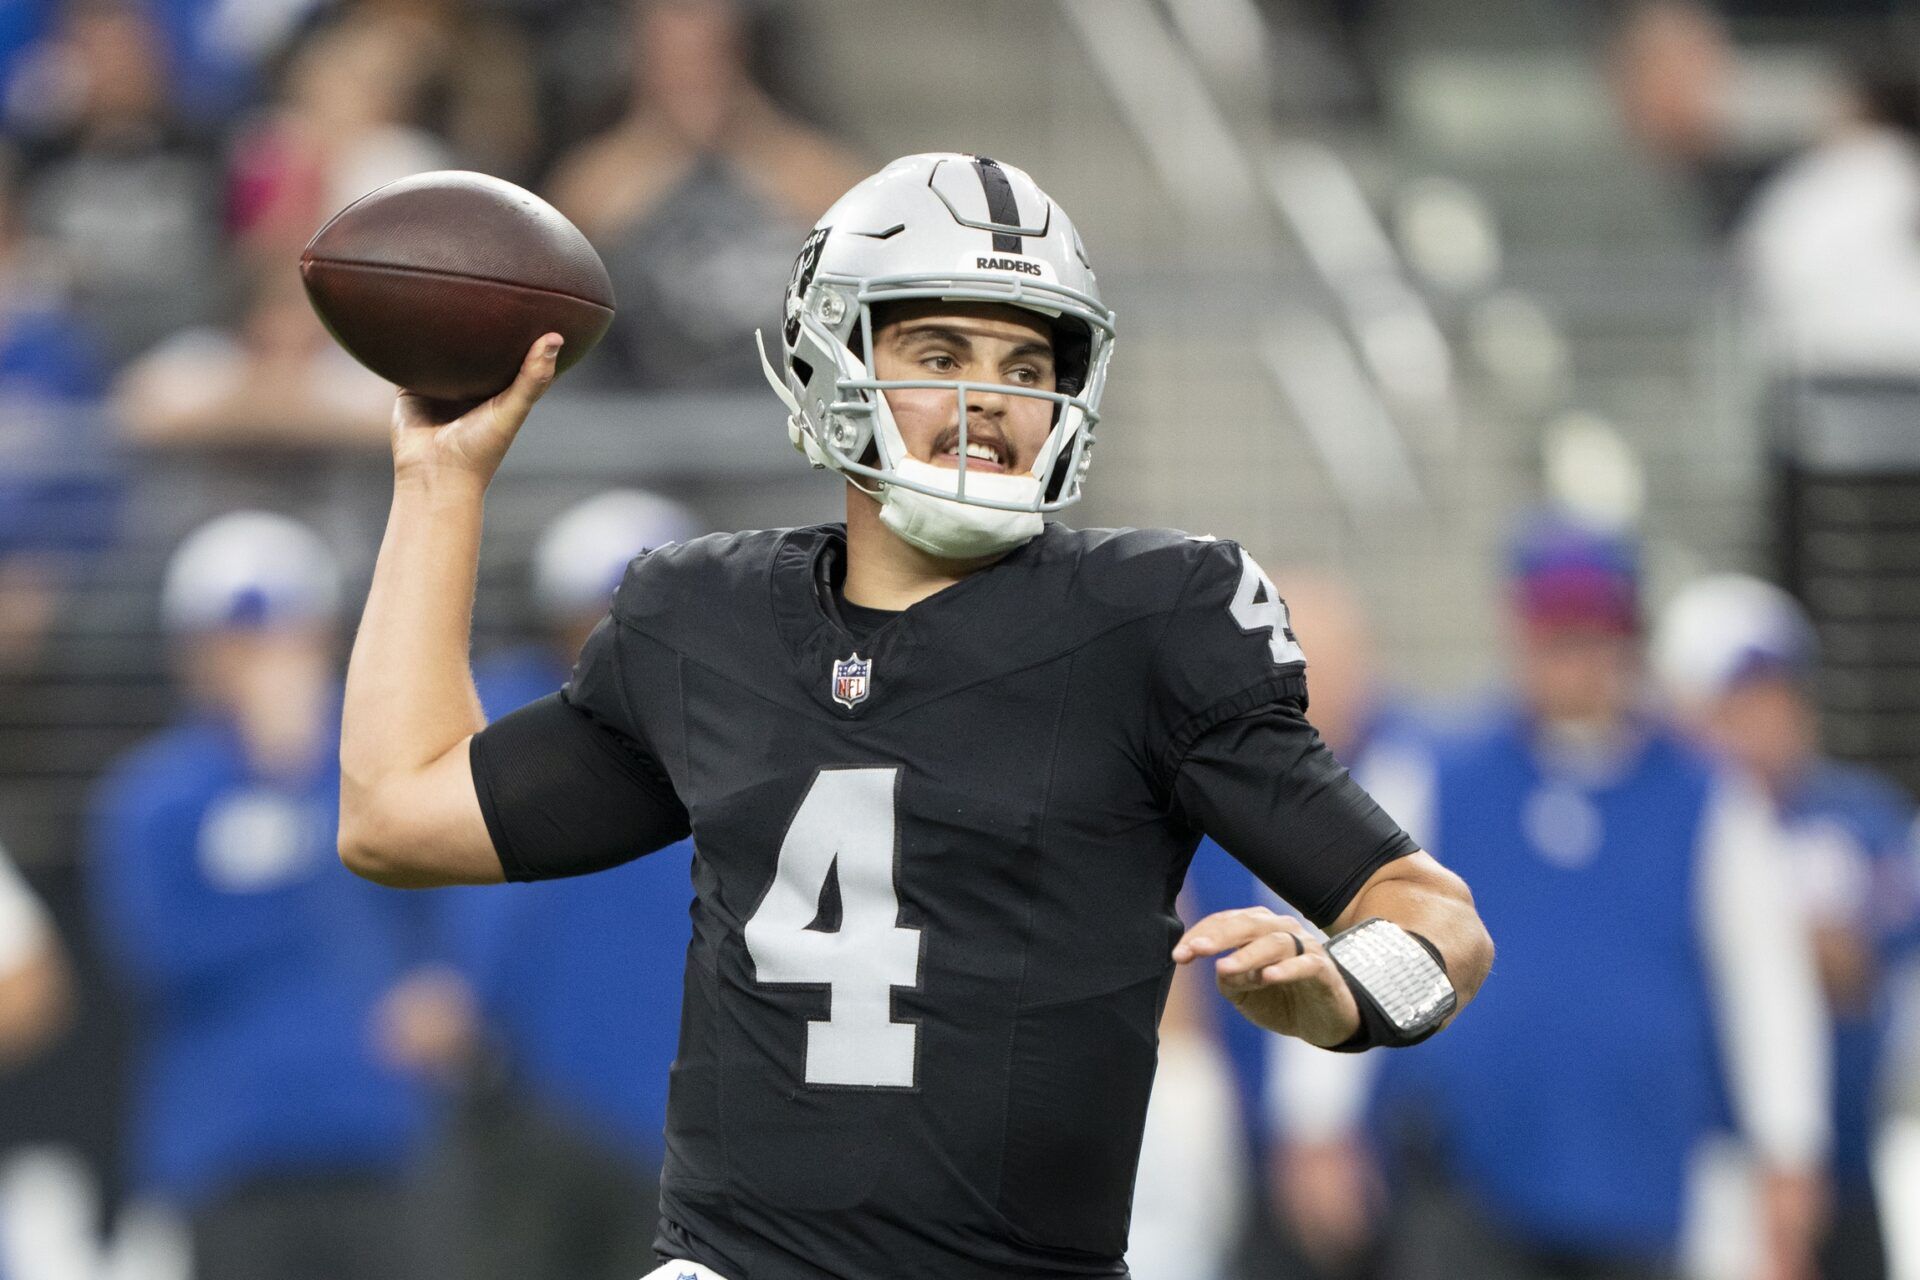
[390,333,563,490]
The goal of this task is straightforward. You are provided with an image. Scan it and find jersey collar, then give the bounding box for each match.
[767,523,1055,719]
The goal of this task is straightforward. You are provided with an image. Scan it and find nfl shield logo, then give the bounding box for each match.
[831,652,873,709]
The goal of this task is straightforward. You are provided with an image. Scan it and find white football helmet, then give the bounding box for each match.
[757,153,1116,558]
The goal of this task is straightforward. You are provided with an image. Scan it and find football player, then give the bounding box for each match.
[337,153,1494,1280]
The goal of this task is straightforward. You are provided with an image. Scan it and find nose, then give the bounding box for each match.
[961,379,1009,423]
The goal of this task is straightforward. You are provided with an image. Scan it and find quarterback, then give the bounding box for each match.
[338,154,1493,1279]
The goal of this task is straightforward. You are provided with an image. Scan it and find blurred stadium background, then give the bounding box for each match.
[1,0,1918,1278]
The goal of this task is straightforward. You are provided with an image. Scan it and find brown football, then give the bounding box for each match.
[300,170,615,401]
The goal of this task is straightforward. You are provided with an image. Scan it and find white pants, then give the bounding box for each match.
[641,1261,733,1280]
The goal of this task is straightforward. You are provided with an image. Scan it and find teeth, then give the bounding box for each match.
[963,442,998,463]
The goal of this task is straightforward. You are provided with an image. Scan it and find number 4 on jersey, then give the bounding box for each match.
[744,767,922,1088]
[1229,550,1306,665]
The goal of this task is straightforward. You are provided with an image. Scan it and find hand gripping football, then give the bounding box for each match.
[301,170,615,401]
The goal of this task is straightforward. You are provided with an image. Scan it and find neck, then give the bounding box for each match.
[842,486,1003,610]
[1531,705,1637,768]
[218,683,328,780]
[1746,753,1810,805]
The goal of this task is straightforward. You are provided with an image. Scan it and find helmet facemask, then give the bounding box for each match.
[758,269,1115,559]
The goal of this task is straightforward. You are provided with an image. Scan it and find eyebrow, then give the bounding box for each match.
[894,324,1055,362]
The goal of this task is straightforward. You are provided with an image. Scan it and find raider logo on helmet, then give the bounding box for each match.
[784,227,830,349]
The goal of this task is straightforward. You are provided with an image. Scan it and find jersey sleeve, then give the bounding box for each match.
[1174,701,1419,928]
[1151,541,1415,926]
[468,614,690,882]
[1146,538,1309,773]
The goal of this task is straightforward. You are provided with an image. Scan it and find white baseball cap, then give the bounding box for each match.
[161,511,343,634]
[534,490,703,620]
[1652,573,1817,709]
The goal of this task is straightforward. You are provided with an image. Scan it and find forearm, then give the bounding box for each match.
[340,474,489,839]
[1336,853,1493,1011]
[1700,780,1832,1169]
[337,338,560,884]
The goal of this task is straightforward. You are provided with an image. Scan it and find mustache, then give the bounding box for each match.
[931,424,1011,464]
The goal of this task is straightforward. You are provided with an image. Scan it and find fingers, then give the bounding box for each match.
[1173,905,1306,962]
[494,333,564,423]
[1172,904,1341,995]
[390,334,563,436]
[1214,927,1313,980]
[1219,949,1336,995]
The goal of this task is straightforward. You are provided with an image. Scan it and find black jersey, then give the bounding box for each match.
[469,522,1416,1280]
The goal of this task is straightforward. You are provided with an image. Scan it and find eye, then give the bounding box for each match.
[923,354,957,373]
[1006,366,1039,386]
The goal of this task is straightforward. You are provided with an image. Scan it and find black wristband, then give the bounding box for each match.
[1322,923,1455,1054]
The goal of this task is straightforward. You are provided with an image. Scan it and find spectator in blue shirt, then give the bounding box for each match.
[86,511,429,1280]
[1657,573,1920,1280]
[439,489,706,1280]
[13,3,223,366]
[1274,514,1833,1280]
[0,141,117,674]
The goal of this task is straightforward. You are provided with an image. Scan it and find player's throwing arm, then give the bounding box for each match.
[336,332,564,887]
[315,175,615,887]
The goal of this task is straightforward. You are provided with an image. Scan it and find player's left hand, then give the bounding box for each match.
[1173,906,1360,1047]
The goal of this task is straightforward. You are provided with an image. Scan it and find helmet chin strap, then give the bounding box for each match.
[755,329,826,466]
[754,330,802,417]
[865,358,1043,560]
[878,458,1043,559]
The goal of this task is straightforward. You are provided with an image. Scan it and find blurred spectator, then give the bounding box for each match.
[1274,513,1832,1280]
[0,838,72,1069]
[225,9,453,275]
[13,1,224,366]
[0,143,109,404]
[1609,2,1736,176]
[0,0,58,123]
[1656,574,1920,1280]
[9,0,323,127]
[438,490,703,1280]
[1605,0,1825,234]
[1737,47,1920,379]
[145,0,327,125]
[112,261,392,449]
[0,144,118,672]
[0,839,83,1278]
[85,511,431,1280]
[344,0,543,181]
[547,0,863,389]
